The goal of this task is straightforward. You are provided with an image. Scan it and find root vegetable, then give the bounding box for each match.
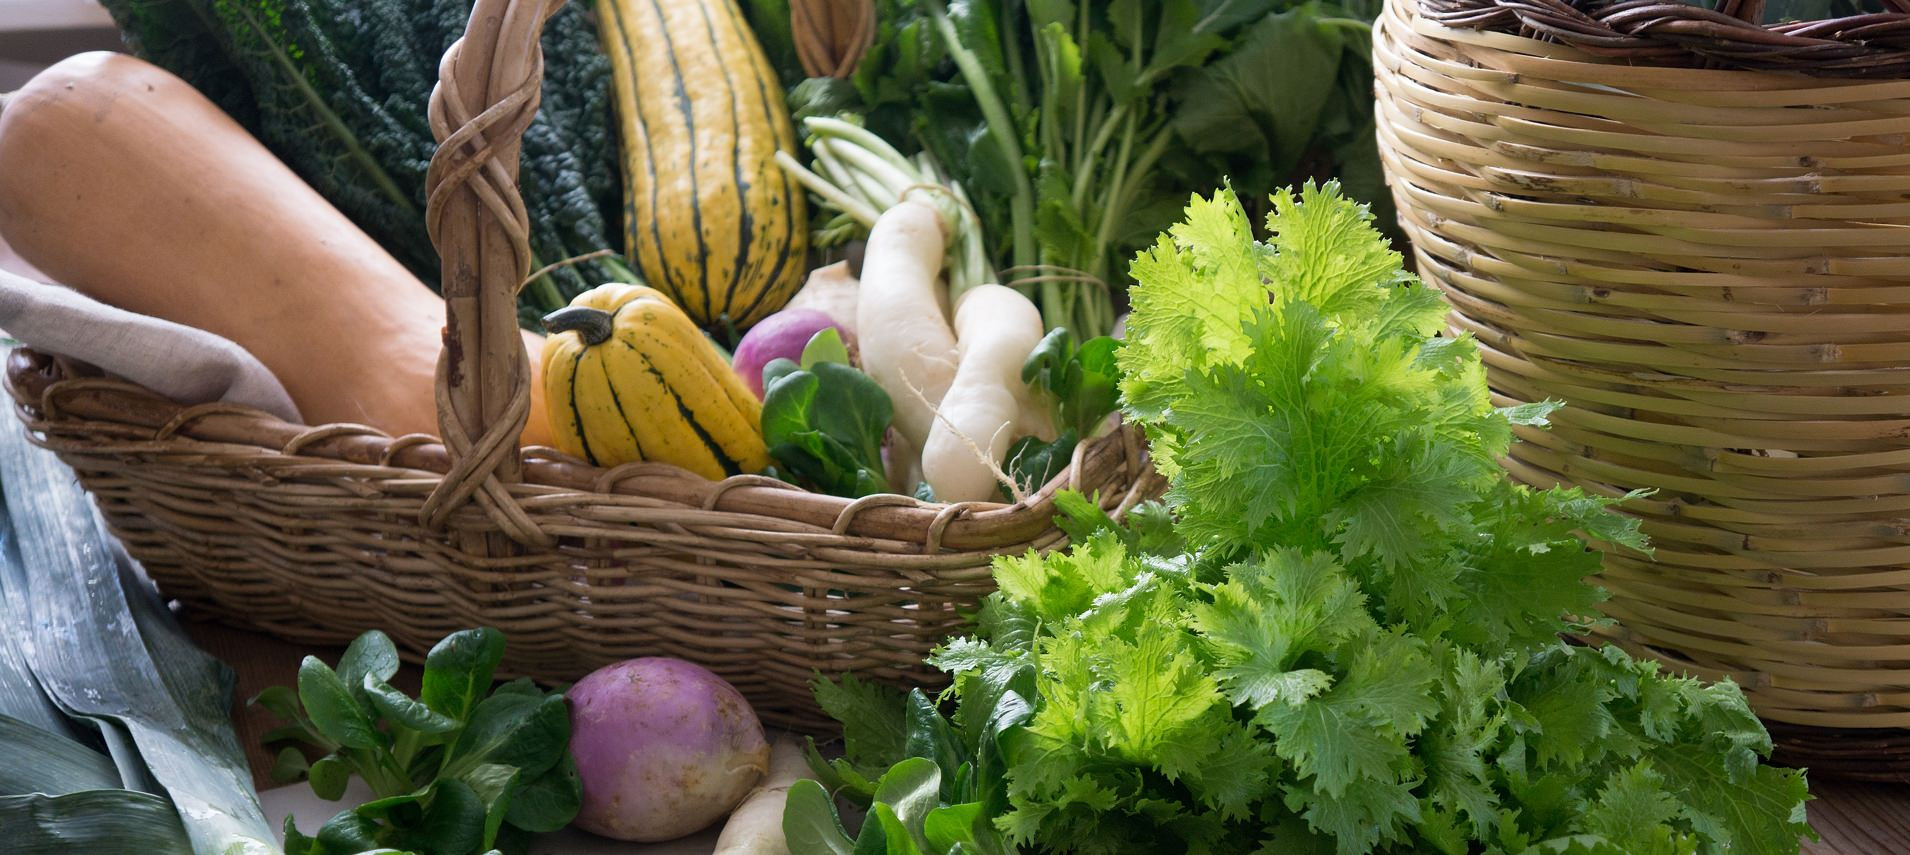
[733,308,855,398]
[567,658,771,842]
[782,261,860,336]
[922,284,1054,503]
[856,199,958,460]
[711,735,812,855]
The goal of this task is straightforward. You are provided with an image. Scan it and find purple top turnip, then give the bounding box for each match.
[566,657,770,842]
[732,308,854,398]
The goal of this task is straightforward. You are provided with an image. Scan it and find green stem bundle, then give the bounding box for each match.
[777,116,993,304]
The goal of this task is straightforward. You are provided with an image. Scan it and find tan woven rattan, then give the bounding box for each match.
[1379,0,1910,738]
[1426,0,1910,77]
[1,0,1159,731]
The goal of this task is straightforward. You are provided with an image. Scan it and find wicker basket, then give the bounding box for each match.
[1377,0,1910,776]
[0,0,1159,732]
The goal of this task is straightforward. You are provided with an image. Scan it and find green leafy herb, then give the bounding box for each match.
[762,328,896,497]
[259,628,578,855]
[801,184,1813,854]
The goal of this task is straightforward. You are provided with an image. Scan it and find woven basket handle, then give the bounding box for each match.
[419,0,560,547]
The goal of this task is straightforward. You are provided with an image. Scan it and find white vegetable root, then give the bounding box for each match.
[712,735,813,855]
[922,284,1054,503]
[784,261,860,336]
[856,199,959,457]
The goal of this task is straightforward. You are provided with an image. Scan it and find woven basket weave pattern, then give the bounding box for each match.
[1425,0,1910,76]
[6,355,1157,731]
[1378,0,1910,733]
[0,0,1162,732]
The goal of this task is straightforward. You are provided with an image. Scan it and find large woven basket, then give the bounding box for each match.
[1377,0,1910,778]
[1,0,1158,732]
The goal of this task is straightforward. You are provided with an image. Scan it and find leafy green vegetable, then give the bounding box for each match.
[762,328,896,497]
[784,687,1022,855]
[757,0,1389,335]
[1022,329,1120,440]
[0,423,280,855]
[99,0,636,325]
[801,184,1813,854]
[1003,431,1078,496]
[1,790,197,855]
[1007,327,1123,493]
[259,628,578,855]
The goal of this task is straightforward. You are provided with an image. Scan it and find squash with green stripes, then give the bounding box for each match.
[541,284,769,479]
[597,0,808,329]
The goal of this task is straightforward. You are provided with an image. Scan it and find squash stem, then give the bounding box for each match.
[542,306,616,345]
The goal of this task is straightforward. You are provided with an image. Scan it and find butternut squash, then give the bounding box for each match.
[0,52,553,446]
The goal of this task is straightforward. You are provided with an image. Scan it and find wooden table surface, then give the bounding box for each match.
[183,619,1910,854]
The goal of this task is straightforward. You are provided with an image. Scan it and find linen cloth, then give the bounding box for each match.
[0,268,301,422]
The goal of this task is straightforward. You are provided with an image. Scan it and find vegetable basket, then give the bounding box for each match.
[0,0,1158,732]
[1377,0,1910,777]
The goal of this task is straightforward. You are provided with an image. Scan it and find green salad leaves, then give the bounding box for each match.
[763,328,897,498]
[795,184,1813,854]
[256,628,579,855]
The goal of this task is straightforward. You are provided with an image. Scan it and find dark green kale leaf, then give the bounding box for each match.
[96,0,260,127]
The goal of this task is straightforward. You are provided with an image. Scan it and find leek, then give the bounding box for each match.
[0,420,281,855]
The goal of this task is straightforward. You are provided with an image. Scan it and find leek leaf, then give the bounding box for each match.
[0,713,119,795]
[0,790,194,854]
[0,422,279,855]
[0,509,75,739]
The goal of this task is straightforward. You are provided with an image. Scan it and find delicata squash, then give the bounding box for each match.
[542,284,769,480]
[596,0,808,329]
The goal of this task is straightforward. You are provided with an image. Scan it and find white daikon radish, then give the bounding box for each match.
[784,261,860,336]
[922,284,1053,503]
[712,735,812,855]
[856,199,958,456]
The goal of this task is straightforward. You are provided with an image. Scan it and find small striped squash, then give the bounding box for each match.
[597,0,809,329]
[541,284,769,480]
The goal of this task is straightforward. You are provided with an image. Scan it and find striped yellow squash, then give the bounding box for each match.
[541,283,769,479]
[597,0,809,329]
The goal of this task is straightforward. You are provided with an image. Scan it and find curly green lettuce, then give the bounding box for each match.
[800,183,1812,855]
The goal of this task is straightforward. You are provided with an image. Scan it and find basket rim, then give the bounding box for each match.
[1422,0,1910,78]
[4,347,1156,553]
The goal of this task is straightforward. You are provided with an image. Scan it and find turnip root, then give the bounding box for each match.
[857,199,959,459]
[711,735,812,855]
[733,308,855,398]
[567,658,771,843]
[783,261,859,335]
[922,285,1054,503]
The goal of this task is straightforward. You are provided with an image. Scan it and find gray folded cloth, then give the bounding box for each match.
[0,268,301,423]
